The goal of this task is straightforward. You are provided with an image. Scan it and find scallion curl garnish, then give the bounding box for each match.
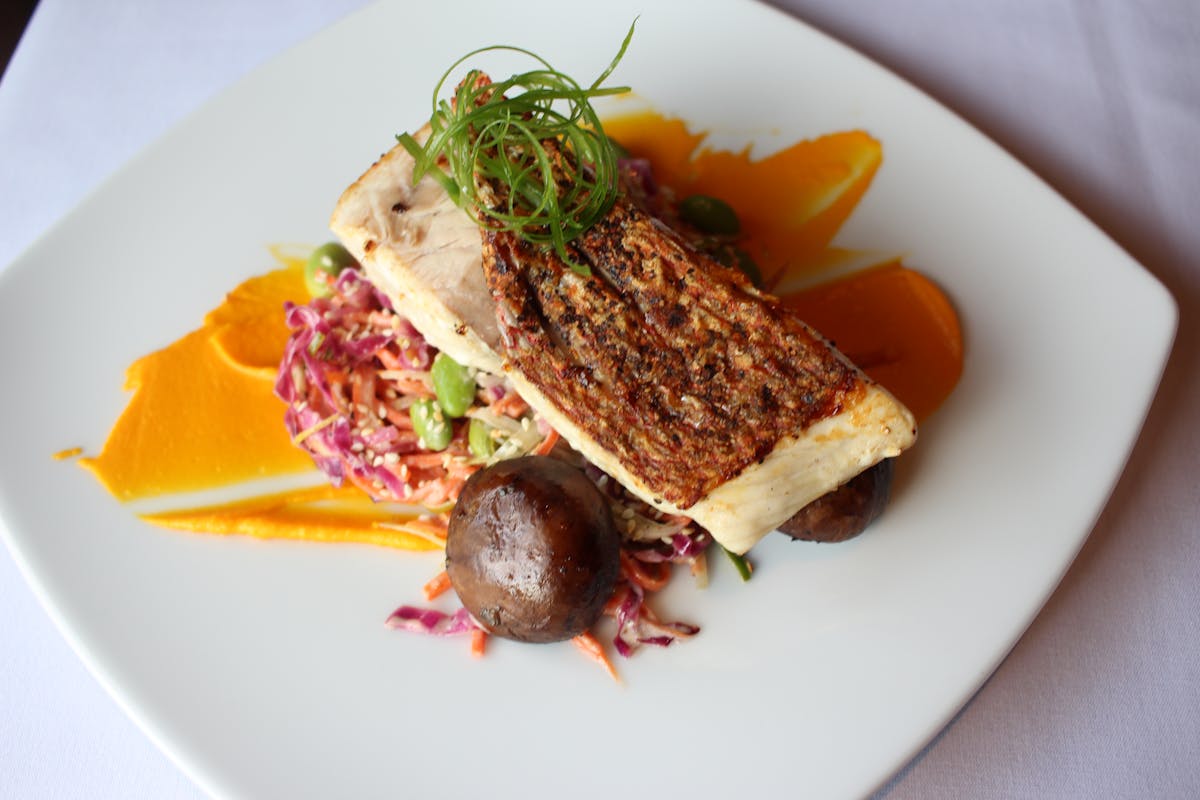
[396,21,637,277]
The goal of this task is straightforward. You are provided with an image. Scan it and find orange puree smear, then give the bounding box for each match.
[80,262,318,500]
[780,262,963,422]
[602,111,882,285]
[81,252,440,548]
[141,484,443,552]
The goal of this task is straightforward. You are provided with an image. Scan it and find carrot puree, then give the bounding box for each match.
[779,262,963,422]
[79,251,443,546]
[140,483,443,552]
[79,263,316,501]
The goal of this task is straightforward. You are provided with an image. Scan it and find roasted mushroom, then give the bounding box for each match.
[778,459,894,543]
[445,456,620,643]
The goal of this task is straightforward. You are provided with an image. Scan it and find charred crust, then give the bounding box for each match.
[480,194,860,509]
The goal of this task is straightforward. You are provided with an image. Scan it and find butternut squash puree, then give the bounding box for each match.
[602,111,882,285]
[780,262,963,422]
[80,265,318,500]
[81,256,440,546]
[141,484,442,552]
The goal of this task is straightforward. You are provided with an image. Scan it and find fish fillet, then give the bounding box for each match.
[482,196,916,553]
[331,140,916,553]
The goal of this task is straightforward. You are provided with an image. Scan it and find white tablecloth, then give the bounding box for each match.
[1,1,1196,797]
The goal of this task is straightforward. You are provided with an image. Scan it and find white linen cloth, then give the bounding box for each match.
[1,1,1196,797]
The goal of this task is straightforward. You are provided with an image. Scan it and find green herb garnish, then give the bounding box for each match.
[396,21,637,276]
[722,545,753,582]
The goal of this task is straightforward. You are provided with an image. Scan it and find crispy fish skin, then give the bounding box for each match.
[483,196,916,553]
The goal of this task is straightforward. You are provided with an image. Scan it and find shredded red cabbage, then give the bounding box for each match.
[385,605,482,636]
[275,268,474,505]
[608,580,701,657]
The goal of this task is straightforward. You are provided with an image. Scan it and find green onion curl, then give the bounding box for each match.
[396,21,637,276]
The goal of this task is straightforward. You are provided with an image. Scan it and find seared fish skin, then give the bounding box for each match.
[486,196,859,508]
[483,195,916,553]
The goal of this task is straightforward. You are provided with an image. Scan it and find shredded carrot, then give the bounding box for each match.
[374,347,406,371]
[572,631,620,682]
[325,371,348,408]
[350,365,371,412]
[404,452,456,469]
[602,582,629,617]
[389,375,436,397]
[620,551,671,592]
[344,470,386,499]
[531,428,560,456]
[490,392,531,418]
[469,629,488,658]
[382,406,415,430]
[403,517,449,540]
[690,550,709,588]
[423,569,452,601]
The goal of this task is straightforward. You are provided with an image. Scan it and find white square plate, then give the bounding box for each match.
[0,1,1175,797]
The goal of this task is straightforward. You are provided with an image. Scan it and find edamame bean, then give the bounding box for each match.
[431,353,476,418]
[411,398,452,451]
[679,194,741,236]
[468,418,496,459]
[304,242,356,297]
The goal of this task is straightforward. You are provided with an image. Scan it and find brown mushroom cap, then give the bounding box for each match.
[446,456,621,643]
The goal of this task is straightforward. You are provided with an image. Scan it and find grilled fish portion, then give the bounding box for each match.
[330,127,502,374]
[482,196,916,553]
[331,137,916,553]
